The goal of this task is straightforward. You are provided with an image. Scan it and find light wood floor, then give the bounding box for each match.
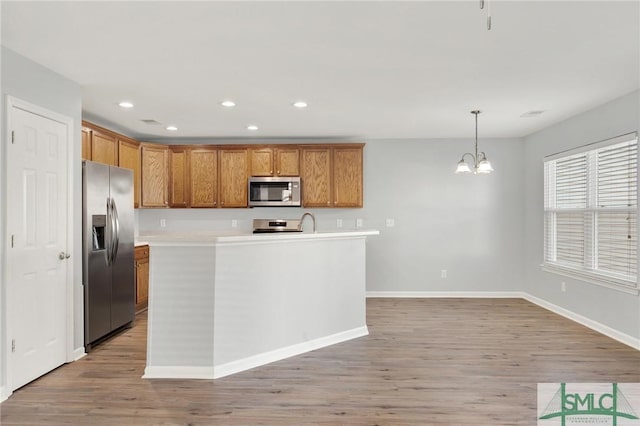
[2,298,639,425]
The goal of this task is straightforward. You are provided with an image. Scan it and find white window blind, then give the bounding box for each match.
[543,133,638,290]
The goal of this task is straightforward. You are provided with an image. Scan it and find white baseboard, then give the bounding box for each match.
[366,291,523,298]
[0,385,9,403]
[142,326,369,380]
[522,293,640,350]
[213,326,369,379]
[143,366,215,380]
[367,291,639,351]
[72,347,86,362]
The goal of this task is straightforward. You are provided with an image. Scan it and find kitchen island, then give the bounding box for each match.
[141,230,378,379]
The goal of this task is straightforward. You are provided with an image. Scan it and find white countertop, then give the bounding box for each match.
[138,230,379,246]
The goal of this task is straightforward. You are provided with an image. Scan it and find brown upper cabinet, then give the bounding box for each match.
[81,121,364,209]
[190,148,218,208]
[91,129,118,166]
[168,146,189,208]
[117,137,141,208]
[301,147,332,207]
[219,148,249,208]
[250,148,273,176]
[333,147,363,207]
[250,146,300,177]
[140,143,169,208]
[301,144,363,208]
[167,146,220,208]
[276,147,300,176]
[81,126,92,160]
[82,122,141,206]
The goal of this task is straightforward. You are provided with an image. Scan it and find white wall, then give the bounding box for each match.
[1,47,83,397]
[523,90,640,340]
[139,136,525,294]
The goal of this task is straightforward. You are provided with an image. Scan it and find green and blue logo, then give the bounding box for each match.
[538,383,640,425]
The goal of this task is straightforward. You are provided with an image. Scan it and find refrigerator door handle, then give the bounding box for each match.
[108,197,117,265]
[106,197,113,265]
[112,198,120,262]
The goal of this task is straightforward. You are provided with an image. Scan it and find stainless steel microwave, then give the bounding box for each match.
[248,176,301,207]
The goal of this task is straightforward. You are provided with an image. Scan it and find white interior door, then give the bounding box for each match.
[6,103,69,391]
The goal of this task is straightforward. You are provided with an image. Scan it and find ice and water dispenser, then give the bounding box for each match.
[91,215,106,251]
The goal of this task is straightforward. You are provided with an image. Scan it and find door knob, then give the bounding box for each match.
[59,252,70,260]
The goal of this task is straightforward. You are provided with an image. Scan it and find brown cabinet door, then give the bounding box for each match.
[219,149,248,207]
[117,138,141,208]
[333,147,363,207]
[301,147,332,207]
[140,144,169,208]
[190,148,218,208]
[91,131,117,166]
[276,147,300,176]
[169,147,189,208]
[81,127,92,160]
[250,148,274,176]
[135,245,149,313]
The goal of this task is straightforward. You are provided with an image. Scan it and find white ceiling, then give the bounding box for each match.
[2,1,639,140]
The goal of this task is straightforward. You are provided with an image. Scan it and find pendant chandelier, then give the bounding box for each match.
[455,110,494,174]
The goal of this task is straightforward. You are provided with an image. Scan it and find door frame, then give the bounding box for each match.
[1,96,75,401]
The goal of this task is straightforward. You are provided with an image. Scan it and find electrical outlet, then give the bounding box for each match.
[336,219,343,228]
[356,218,363,228]
[386,218,395,228]
[561,281,566,292]
[441,269,447,279]
[160,219,166,228]
[231,219,238,228]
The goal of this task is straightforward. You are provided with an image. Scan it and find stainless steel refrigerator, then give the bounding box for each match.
[82,160,135,349]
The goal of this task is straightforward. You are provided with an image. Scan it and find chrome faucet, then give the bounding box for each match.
[298,211,316,233]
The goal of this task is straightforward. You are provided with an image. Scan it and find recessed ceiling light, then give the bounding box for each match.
[118,101,134,108]
[293,101,308,108]
[166,125,178,131]
[247,125,258,131]
[221,100,236,107]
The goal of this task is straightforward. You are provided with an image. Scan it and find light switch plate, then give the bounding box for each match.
[356,218,363,228]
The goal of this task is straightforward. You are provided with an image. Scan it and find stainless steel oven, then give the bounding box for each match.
[248,176,301,207]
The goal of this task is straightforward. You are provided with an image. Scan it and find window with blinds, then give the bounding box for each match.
[543,133,638,291]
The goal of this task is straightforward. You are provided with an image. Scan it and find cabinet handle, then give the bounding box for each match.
[277,170,280,175]
[270,170,273,175]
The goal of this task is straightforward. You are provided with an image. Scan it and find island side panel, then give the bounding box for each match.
[145,245,216,378]
[212,236,367,370]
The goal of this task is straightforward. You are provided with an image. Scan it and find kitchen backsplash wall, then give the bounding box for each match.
[138,136,525,294]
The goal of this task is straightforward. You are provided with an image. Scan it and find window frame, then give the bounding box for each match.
[542,132,639,295]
